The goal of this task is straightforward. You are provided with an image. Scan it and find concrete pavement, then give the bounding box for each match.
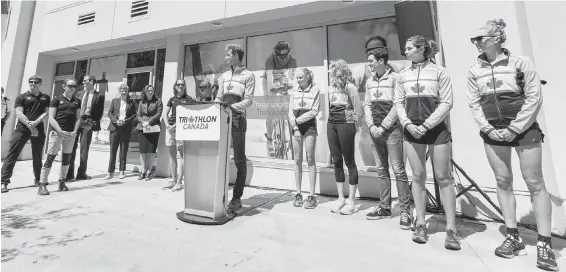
[2,153,566,272]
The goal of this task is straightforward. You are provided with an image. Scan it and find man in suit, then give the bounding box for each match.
[67,75,105,180]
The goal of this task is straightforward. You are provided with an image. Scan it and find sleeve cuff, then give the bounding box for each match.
[485,128,495,135]
[402,122,412,130]
[422,123,431,131]
[506,127,520,135]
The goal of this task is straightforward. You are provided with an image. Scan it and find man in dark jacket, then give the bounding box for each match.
[67,75,105,180]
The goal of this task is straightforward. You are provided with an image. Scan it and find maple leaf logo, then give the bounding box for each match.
[331,95,338,102]
[376,91,383,98]
[486,79,504,90]
[298,101,307,108]
[410,84,425,94]
[188,116,195,123]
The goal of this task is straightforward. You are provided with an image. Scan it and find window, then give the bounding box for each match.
[78,12,95,26]
[327,17,407,167]
[130,0,149,20]
[127,50,155,69]
[246,27,327,162]
[55,61,75,76]
[183,39,245,99]
[74,59,88,93]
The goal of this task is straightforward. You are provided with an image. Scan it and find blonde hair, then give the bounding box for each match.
[296,68,315,86]
[329,59,353,88]
[479,18,507,43]
[118,83,129,92]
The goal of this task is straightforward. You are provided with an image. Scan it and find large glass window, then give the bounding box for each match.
[327,17,407,167]
[55,61,75,76]
[246,27,326,162]
[127,50,155,68]
[88,54,128,145]
[183,38,245,99]
[75,59,88,93]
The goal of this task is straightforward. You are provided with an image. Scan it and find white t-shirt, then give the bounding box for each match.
[119,100,127,121]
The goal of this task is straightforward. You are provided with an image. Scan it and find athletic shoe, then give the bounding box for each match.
[412,224,429,244]
[331,199,346,213]
[303,195,318,209]
[445,229,462,250]
[227,198,242,212]
[339,200,359,215]
[494,234,527,259]
[366,206,391,220]
[536,241,558,271]
[293,194,304,207]
[399,212,412,230]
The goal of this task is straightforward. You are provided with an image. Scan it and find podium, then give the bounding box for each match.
[175,101,233,225]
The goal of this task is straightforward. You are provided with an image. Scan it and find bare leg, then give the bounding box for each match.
[430,143,456,230]
[405,142,428,225]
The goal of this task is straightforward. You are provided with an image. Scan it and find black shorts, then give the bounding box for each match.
[480,122,544,147]
[403,121,451,145]
[297,122,317,136]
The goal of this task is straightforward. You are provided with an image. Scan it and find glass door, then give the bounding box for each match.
[125,68,153,166]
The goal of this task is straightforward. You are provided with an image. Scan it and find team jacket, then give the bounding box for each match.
[467,49,542,135]
[364,69,400,130]
[215,66,255,117]
[328,82,362,125]
[394,60,453,130]
[288,84,320,128]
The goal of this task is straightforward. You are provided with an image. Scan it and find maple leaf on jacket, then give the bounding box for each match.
[298,101,307,108]
[486,79,504,90]
[410,84,425,94]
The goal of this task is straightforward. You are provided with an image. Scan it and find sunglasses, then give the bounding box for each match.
[470,36,497,44]
[29,81,41,84]
[66,85,77,88]
[199,86,208,89]
[176,84,185,86]
[275,51,289,58]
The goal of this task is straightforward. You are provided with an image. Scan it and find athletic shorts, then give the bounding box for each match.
[403,121,451,145]
[480,122,544,147]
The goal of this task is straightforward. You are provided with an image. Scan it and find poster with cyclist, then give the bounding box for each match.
[262,41,298,159]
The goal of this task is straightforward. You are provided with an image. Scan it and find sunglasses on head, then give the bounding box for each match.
[365,46,385,53]
[470,36,497,44]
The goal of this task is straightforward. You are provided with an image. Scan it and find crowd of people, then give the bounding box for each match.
[0,18,558,271]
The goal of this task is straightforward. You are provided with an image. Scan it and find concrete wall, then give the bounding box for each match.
[39,0,319,52]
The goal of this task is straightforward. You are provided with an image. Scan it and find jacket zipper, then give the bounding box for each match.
[489,65,504,124]
[416,67,421,122]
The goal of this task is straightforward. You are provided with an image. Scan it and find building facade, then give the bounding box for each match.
[2,0,566,235]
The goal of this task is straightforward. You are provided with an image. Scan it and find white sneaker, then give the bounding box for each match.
[104,173,113,180]
[339,200,360,215]
[331,199,346,213]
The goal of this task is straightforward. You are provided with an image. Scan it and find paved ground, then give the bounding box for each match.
[2,151,566,272]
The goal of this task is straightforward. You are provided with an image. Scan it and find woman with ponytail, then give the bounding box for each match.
[468,19,557,271]
[394,35,460,250]
[288,68,320,209]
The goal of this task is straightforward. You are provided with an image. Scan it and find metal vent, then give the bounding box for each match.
[78,12,95,25]
[131,0,149,18]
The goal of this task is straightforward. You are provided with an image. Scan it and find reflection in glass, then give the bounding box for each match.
[247,27,326,162]
[327,17,406,167]
[183,39,245,99]
[55,61,75,76]
[75,60,88,94]
[155,48,166,98]
[127,50,155,68]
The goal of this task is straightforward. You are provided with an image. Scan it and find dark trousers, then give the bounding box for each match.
[327,123,358,185]
[68,126,94,178]
[1,128,46,184]
[232,116,247,199]
[108,126,132,173]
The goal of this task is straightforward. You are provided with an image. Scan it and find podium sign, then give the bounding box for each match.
[176,104,221,141]
[175,102,233,225]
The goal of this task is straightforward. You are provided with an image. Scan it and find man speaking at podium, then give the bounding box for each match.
[215,44,255,214]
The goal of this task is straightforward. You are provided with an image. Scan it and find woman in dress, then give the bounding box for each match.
[136,85,163,181]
